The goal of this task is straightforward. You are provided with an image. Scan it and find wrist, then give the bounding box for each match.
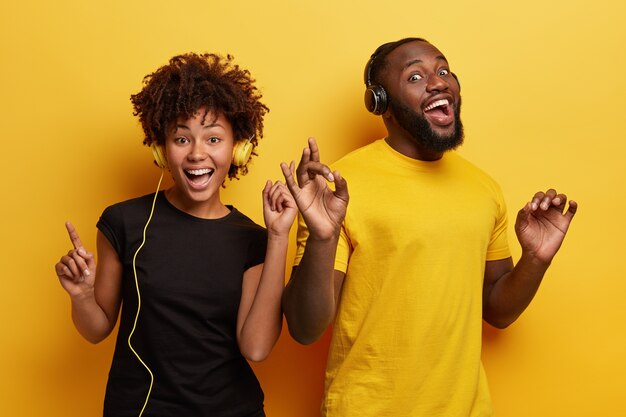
[519,251,551,271]
[70,286,96,304]
[307,225,342,242]
[306,232,340,246]
[266,231,290,244]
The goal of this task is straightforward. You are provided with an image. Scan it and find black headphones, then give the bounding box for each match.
[363,39,461,116]
[363,48,389,115]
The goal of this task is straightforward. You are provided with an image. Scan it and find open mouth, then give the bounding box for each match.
[184,168,214,187]
[424,99,454,126]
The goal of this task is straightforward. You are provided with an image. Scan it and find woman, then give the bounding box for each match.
[54,53,295,417]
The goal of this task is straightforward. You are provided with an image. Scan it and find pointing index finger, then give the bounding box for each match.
[65,221,84,250]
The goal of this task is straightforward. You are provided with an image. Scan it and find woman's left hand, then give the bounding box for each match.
[263,180,298,237]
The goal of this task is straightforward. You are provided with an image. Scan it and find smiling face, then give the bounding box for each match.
[381,40,463,158]
[164,108,234,218]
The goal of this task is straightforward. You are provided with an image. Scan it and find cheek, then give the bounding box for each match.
[165,149,185,168]
[398,90,425,112]
[220,145,235,164]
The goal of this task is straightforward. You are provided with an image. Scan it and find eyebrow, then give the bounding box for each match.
[175,121,224,130]
[403,55,448,70]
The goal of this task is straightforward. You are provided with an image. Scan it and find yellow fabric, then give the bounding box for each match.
[294,139,511,417]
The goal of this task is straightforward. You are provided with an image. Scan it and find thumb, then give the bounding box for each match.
[564,200,578,223]
[515,203,532,233]
[332,171,349,203]
[83,250,96,272]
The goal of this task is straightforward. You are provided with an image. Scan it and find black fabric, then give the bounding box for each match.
[96,191,267,417]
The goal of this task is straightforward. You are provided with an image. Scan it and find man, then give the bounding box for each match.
[280,37,577,417]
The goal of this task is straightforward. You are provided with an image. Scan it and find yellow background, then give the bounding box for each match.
[1,0,624,415]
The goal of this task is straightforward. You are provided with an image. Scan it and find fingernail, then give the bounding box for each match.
[327,173,335,182]
[78,248,87,256]
[84,269,90,277]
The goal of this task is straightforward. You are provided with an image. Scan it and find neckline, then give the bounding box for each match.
[158,191,237,222]
[377,139,449,172]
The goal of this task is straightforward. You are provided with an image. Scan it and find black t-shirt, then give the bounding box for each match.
[97,192,267,417]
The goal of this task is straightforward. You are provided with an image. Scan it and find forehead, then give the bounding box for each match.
[385,41,448,72]
[176,108,224,124]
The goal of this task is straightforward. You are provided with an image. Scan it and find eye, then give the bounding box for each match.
[174,136,189,144]
[439,69,450,76]
[408,73,423,82]
[208,136,221,144]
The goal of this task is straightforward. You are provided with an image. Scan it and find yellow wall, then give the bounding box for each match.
[1,0,624,415]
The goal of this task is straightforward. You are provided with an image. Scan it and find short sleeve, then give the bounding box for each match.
[97,204,124,257]
[246,226,267,270]
[486,186,511,261]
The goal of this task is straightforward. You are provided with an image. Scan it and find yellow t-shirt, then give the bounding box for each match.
[294,139,511,417]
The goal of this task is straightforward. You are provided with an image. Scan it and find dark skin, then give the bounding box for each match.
[382,41,461,161]
[280,140,348,344]
[282,40,577,344]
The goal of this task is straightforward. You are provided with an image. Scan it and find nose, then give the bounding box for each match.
[425,73,449,93]
[187,141,208,161]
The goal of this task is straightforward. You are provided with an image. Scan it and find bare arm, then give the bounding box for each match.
[483,189,578,328]
[280,138,349,344]
[285,265,345,345]
[54,223,122,343]
[237,181,297,361]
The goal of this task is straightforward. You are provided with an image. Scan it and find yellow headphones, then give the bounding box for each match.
[151,142,168,169]
[151,138,253,169]
[231,138,253,168]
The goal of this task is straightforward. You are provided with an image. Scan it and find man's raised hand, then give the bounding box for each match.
[515,189,578,265]
[280,138,348,240]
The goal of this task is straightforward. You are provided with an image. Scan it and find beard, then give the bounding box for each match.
[389,97,464,153]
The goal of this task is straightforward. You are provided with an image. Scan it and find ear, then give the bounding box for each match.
[451,72,461,91]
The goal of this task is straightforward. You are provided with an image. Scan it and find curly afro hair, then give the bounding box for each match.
[130,52,269,179]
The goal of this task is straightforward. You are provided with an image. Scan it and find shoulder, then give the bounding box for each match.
[97,193,159,255]
[100,193,158,220]
[227,207,267,234]
[446,153,505,203]
[332,139,384,171]
[447,153,501,186]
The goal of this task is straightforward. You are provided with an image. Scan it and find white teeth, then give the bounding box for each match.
[186,168,212,176]
[424,99,449,111]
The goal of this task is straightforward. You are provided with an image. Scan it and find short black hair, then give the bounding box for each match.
[366,37,429,87]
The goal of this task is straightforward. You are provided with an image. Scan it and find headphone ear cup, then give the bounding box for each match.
[232,140,253,167]
[364,84,388,115]
[151,143,168,169]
